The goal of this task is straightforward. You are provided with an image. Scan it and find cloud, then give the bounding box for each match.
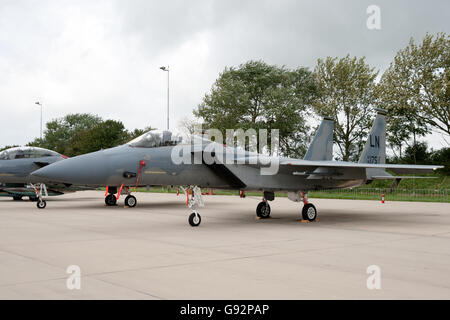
[0,0,448,148]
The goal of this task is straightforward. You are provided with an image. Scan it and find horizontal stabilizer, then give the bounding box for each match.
[278,159,443,173]
[371,175,439,180]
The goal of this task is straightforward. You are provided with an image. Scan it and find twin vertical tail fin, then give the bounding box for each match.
[304,117,334,161]
[359,108,390,179]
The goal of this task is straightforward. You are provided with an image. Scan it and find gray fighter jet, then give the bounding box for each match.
[0,146,90,206]
[32,110,443,226]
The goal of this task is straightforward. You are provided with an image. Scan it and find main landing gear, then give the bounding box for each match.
[300,192,317,222]
[302,203,317,222]
[256,191,274,219]
[255,191,319,222]
[181,186,204,227]
[256,200,271,219]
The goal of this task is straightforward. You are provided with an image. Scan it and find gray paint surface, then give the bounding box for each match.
[0,191,449,299]
[304,118,334,161]
[31,112,442,193]
[0,147,91,198]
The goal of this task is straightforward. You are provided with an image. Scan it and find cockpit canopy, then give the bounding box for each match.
[127,130,184,148]
[0,147,61,160]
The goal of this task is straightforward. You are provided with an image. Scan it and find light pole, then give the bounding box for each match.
[35,101,43,139]
[160,66,170,130]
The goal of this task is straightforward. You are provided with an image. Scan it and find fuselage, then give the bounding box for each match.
[0,156,62,184]
[0,147,90,198]
[31,142,367,192]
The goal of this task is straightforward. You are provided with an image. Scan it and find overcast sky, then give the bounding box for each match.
[0,0,449,149]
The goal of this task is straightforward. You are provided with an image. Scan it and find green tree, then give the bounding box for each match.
[378,33,449,143]
[402,141,431,164]
[126,127,154,141]
[65,120,128,156]
[194,60,317,157]
[430,147,450,175]
[0,145,19,152]
[313,55,378,161]
[28,113,102,153]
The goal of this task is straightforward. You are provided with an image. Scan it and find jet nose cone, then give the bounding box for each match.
[31,152,110,185]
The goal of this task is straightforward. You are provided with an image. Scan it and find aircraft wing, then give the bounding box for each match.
[0,186,66,197]
[279,159,442,174]
[370,175,439,180]
[0,186,37,197]
[241,156,443,174]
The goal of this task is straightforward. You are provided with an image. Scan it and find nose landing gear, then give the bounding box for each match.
[189,211,201,227]
[31,183,48,209]
[104,185,138,208]
[124,194,137,208]
[104,186,118,206]
[105,194,117,206]
[181,186,204,227]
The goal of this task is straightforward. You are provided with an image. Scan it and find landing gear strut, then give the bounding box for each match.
[31,183,47,209]
[301,192,317,222]
[181,186,204,227]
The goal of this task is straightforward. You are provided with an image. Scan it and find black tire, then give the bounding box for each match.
[37,200,46,209]
[124,195,137,208]
[302,203,317,221]
[105,194,117,206]
[13,196,22,201]
[188,212,201,227]
[256,201,271,218]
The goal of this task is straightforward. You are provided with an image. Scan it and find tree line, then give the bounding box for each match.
[0,114,151,157]
[1,33,448,173]
[194,32,448,172]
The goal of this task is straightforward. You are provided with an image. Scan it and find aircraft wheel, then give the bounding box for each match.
[256,201,271,218]
[13,196,22,201]
[302,203,317,221]
[105,194,117,206]
[125,195,137,208]
[188,212,201,227]
[37,200,46,209]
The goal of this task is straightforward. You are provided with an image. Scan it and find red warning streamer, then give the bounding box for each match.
[135,160,146,188]
[117,184,124,200]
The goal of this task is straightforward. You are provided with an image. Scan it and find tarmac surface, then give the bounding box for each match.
[0,190,449,299]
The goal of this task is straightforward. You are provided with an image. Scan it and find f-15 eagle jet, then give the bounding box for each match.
[0,146,91,206]
[32,109,442,226]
